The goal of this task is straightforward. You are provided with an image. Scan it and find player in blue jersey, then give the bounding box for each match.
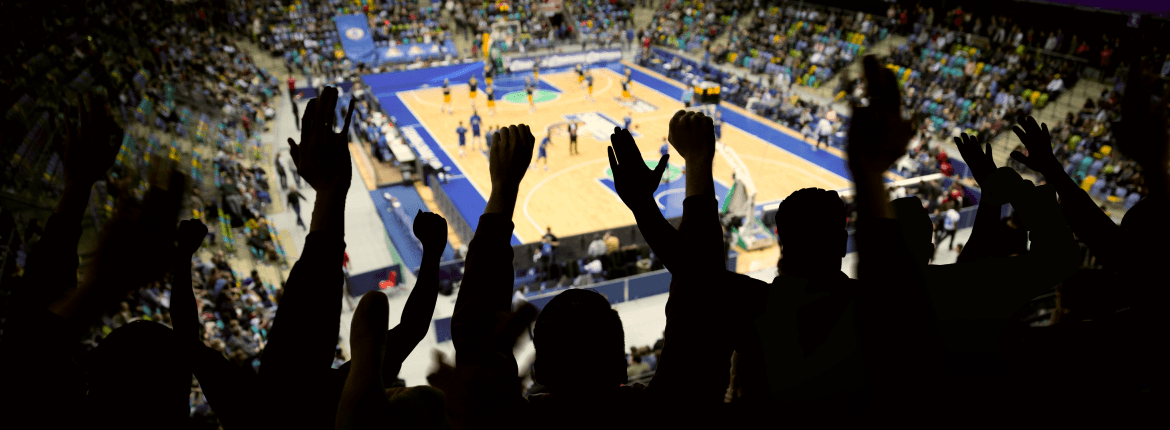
[660,137,671,184]
[623,112,633,130]
[470,109,482,149]
[532,132,550,171]
[456,121,468,157]
[713,110,723,142]
[485,124,494,152]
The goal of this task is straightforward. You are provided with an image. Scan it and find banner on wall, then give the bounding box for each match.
[377,41,459,64]
[507,49,623,73]
[535,0,563,15]
[334,14,377,63]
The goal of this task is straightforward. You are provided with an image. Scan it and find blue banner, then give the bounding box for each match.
[334,14,377,64]
[376,41,459,64]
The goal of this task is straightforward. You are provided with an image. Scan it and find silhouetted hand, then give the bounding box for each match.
[979,167,1027,207]
[54,160,185,323]
[609,127,669,208]
[489,124,535,190]
[412,210,448,250]
[667,110,715,163]
[954,133,996,184]
[287,86,355,197]
[848,55,916,174]
[1009,116,1062,177]
[62,95,123,186]
[336,292,393,430]
[173,219,207,344]
[177,219,208,257]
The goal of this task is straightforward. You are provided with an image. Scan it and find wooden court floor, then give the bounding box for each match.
[397,65,852,243]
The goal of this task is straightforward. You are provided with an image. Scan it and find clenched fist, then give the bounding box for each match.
[489,125,535,190]
[667,110,716,163]
[412,210,449,251]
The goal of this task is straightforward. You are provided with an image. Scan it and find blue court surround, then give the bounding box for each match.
[368,184,456,275]
[365,63,524,245]
[623,66,858,182]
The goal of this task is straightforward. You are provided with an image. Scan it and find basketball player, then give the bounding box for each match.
[714,110,723,142]
[456,121,467,157]
[485,125,494,152]
[532,132,550,171]
[659,137,671,184]
[468,75,478,108]
[442,78,452,114]
[484,64,494,87]
[533,56,541,81]
[525,77,535,113]
[485,85,497,115]
[567,121,580,156]
[576,63,585,88]
[623,112,633,130]
[585,73,595,103]
[470,109,482,149]
[621,76,632,101]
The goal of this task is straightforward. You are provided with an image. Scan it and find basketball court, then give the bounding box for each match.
[364,60,897,246]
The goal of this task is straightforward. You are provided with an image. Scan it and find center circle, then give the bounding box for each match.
[503,90,558,103]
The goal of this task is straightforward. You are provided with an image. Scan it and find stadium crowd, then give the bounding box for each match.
[2,0,1169,429]
[5,52,1166,427]
[714,4,889,89]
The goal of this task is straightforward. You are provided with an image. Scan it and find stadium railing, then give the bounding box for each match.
[433,268,677,343]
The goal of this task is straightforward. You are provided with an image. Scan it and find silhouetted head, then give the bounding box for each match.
[1118,196,1170,281]
[893,197,936,265]
[533,289,626,395]
[775,188,847,276]
[86,321,189,428]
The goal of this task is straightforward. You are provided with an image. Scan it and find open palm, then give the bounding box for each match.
[608,127,669,209]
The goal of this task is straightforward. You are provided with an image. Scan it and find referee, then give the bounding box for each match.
[568,121,580,156]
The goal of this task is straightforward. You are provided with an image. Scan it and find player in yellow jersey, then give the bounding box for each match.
[468,76,478,107]
[586,73,595,103]
[485,85,496,115]
[533,56,541,81]
[442,78,452,114]
[484,64,493,86]
[576,63,585,87]
[525,77,536,113]
[621,77,631,100]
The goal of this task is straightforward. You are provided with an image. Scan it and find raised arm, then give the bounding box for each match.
[452,124,534,352]
[607,126,679,268]
[1009,116,1123,266]
[20,95,122,311]
[261,86,355,429]
[953,133,1008,263]
[382,211,448,379]
[929,174,1081,321]
[848,55,945,424]
[445,124,537,430]
[171,219,261,429]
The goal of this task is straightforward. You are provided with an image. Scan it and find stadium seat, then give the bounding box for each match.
[1089,180,1107,199]
[1123,192,1142,210]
